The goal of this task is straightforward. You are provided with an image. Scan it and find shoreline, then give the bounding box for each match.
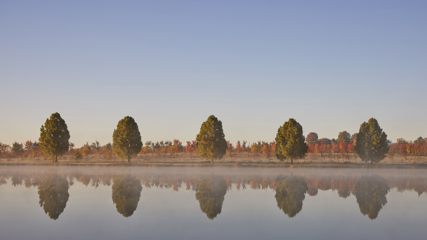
[1,161,426,168]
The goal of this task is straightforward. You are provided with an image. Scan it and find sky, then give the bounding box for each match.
[1,0,426,147]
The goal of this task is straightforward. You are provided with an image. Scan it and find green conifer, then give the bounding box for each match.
[196,115,227,162]
[355,118,389,164]
[112,116,143,162]
[275,118,308,164]
[39,112,70,162]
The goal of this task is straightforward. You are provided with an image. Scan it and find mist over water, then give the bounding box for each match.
[1,166,427,240]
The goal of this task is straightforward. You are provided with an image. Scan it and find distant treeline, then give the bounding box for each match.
[1,134,426,161]
[0,113,426,163]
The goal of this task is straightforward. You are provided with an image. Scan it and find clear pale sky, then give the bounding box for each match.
[1,1,426,147]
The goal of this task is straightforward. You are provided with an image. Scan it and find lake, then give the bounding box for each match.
[0,166,426,240]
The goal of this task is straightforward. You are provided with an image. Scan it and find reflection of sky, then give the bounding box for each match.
[0,181,426,240]
[1,1,427,146]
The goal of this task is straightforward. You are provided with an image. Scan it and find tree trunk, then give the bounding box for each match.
[54,155,58,163]
[291,159,293,164]
[128,155,130,163]
[371,159,373,165]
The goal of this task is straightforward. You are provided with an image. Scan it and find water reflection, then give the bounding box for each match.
[0,169,426,221]
[37,174,69,220]
[275,176,307,218]
[354,176,389,220]
[337,180,351,199]
[112,175,142,217]
[195,176,227,219]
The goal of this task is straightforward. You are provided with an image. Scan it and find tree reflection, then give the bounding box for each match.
[112,175,142,217]
[11,175,23,186]
[354,176,389,220]
[38,174,69,220]
[195,176,227,220]
[337,180,351,199]
[275,176,308,218]
[307,186,318,196]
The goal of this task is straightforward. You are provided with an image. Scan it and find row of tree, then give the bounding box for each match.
[0,139,427,160]
[4,137,426,162]
[1,113,424,164]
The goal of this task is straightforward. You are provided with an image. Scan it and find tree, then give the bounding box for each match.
[306,132,318,145]
[275,176,308,218]
[39,112,70,162]
[414,137,425,145]
[195,176,227,220]
[275,118,308,164]
[112,175,142,217]
[337,131,351,145]
[339,142,348,159]
[196,115,227,162]
[24,141,33,152]
[81,143,91,158]
[103,143,113,159]
[354,176,389,220]
[318,138,332,146]
[11,142,24,157]
[113,116,143,162]
[355,118,389,164]
[38,174,69,220]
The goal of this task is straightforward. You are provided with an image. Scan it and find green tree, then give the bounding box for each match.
[354,176,389,220]
[275,118,308,164]
[113,116,143,162]
[38,174,70,220]
[275,176,308,218]
[196,115,227,162]
[337,131,351,145]
[355,118,389,164]
[39,112,70,162]
[195,176,227,220]
[112,175,142,217]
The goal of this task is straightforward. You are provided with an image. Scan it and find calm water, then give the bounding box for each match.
[0,166,426,240]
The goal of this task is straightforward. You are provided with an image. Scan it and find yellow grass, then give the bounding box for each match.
[1,153,427,168]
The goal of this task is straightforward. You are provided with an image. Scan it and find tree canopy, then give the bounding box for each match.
[196,115,227,162]
[351,133,358,145]
[415,137,425,145]
[113,116,143,162]
[337,131,351,145]
[275,118,308,164]
[355,118,389,164]
[39,112,70,162]
[306,132,318,145]
[318,138,332,146]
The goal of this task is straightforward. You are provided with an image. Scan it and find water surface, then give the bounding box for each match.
[0,166,426,240]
